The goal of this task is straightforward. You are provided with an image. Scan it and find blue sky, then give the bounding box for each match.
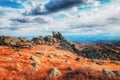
[0,0,120,42]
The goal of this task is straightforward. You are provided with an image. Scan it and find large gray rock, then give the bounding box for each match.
[45,67,62,80]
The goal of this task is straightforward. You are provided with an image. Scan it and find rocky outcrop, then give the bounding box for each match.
[52,31,65,41]
[0,31,65,47]
[32,31,65,45]
[0,36,33,48]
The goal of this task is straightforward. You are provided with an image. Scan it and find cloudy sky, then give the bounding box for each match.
[0,0,120,41]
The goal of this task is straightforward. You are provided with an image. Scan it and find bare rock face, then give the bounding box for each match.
[45,67,62,80]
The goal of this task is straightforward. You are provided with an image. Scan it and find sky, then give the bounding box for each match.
[0,0,120,42]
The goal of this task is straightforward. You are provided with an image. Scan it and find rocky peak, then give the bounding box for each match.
[32,31,66,45]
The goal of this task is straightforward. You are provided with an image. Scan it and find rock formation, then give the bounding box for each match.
[0,36,33,48]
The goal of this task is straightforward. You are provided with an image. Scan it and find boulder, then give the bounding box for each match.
[102,69,116,77]
[10,38,20,46]
[45,67,62,80]
[30,56,40,64]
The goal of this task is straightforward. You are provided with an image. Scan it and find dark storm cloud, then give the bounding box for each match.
[26,0,85,15]
[45,0,83,11]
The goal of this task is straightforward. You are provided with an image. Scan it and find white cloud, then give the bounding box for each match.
[0,0,120,40]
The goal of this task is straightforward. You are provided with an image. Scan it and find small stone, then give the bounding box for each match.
[65,60,70,65]
[64,55,71,58]
[31,62,37,67]
[75,57,80,61]
[48,55,53,58]
[30,56,40,64]
[67,67,73,71]
[17,50,22,56]
[52,53,59,58]
[36,52,44,55]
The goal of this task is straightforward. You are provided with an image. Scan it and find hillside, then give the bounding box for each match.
[0,32,120,80]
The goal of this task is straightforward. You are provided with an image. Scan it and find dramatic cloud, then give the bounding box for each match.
[25,0,99,15]
[0,0,120,41]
